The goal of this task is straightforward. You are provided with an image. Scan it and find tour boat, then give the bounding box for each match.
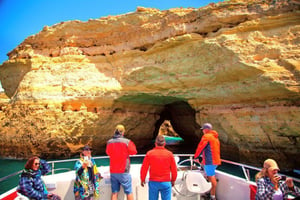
[0,154,299,200]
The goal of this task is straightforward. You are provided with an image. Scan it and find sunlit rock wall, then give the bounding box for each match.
[0,0,299,169]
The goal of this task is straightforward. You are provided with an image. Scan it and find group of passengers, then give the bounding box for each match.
[16,123,300,200]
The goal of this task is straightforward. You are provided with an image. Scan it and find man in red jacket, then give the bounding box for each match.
[140,135,177,200]
[106,124,137,200]
[194,123,221,200]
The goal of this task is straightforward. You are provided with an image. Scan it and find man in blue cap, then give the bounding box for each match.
[194,123,221,200]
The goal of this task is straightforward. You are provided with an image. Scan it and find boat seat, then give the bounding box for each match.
[185,171,212,194]
[45,182,56,190]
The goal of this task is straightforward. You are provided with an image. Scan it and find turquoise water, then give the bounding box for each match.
[0,159,27,195]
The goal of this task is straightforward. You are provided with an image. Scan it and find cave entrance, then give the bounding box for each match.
[153,101,201,153]
[157,120,183,145]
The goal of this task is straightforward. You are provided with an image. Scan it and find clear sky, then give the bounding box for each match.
[0,0,223,90]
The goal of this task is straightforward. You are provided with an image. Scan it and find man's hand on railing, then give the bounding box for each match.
[193,158,201,164]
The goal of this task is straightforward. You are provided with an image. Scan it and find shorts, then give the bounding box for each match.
[110,173,132,194]
[204,165,217,176]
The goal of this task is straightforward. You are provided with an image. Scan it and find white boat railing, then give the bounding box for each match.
[174,154,259,183]
[1,154,300,192]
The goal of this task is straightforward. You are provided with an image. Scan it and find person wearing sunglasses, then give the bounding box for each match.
[17,156,61,199]
[74,145,102,200]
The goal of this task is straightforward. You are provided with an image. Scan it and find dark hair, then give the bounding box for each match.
[155,135,166,146]
[82,145,92,151]
[24,156,39,170]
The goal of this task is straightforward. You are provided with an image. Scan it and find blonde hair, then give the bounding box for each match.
[115,124,125,134]
[255,168,267,181]
[255,159,279,181]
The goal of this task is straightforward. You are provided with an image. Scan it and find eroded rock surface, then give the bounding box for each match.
[0,0,299,169]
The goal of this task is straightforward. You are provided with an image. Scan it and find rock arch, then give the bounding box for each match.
[153,101,202,152]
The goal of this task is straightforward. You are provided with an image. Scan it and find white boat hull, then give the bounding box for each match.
[3,154,288,200]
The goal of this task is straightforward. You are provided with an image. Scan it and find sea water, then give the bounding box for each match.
[0,159,27,195]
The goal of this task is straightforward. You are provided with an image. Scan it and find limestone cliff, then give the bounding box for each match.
[0,0,299,169]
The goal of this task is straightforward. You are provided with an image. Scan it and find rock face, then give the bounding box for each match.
[158,120,179,137]
[0,0,299,169]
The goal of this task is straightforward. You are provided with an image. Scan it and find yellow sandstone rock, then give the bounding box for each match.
[0,0,299,169]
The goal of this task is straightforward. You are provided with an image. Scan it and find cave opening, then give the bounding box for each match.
[153,101,202,154]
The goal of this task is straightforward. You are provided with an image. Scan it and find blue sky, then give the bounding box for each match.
[0,0,223,90]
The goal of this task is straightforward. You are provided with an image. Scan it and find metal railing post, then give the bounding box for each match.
[52,162,54,175]
[190,156,193,170]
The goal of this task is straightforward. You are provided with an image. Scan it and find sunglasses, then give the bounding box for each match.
[34,163,40,166]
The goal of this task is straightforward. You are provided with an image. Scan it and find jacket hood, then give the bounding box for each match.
[113,133,123,139]
[21,168,40,178]
[207,130,219,138]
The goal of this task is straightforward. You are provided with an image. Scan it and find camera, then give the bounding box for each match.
[83,156,91,167]
[84,156,89,162]
[281,175,286,181]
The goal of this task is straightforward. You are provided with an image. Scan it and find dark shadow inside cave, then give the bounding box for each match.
[153,101,202,153]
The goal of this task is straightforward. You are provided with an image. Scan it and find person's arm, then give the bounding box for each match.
[74,160,85,176]
[19,176,47,199]
[106,143,111,156]
[91,158,96,167]
[282,178,300,196]
[291,185,300,196]
[140,154,150,186]
[73,159,85,197]
[194,136,208,159]
[170,155,178,186]
[128,140,137,155]
[39,159,51,175]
